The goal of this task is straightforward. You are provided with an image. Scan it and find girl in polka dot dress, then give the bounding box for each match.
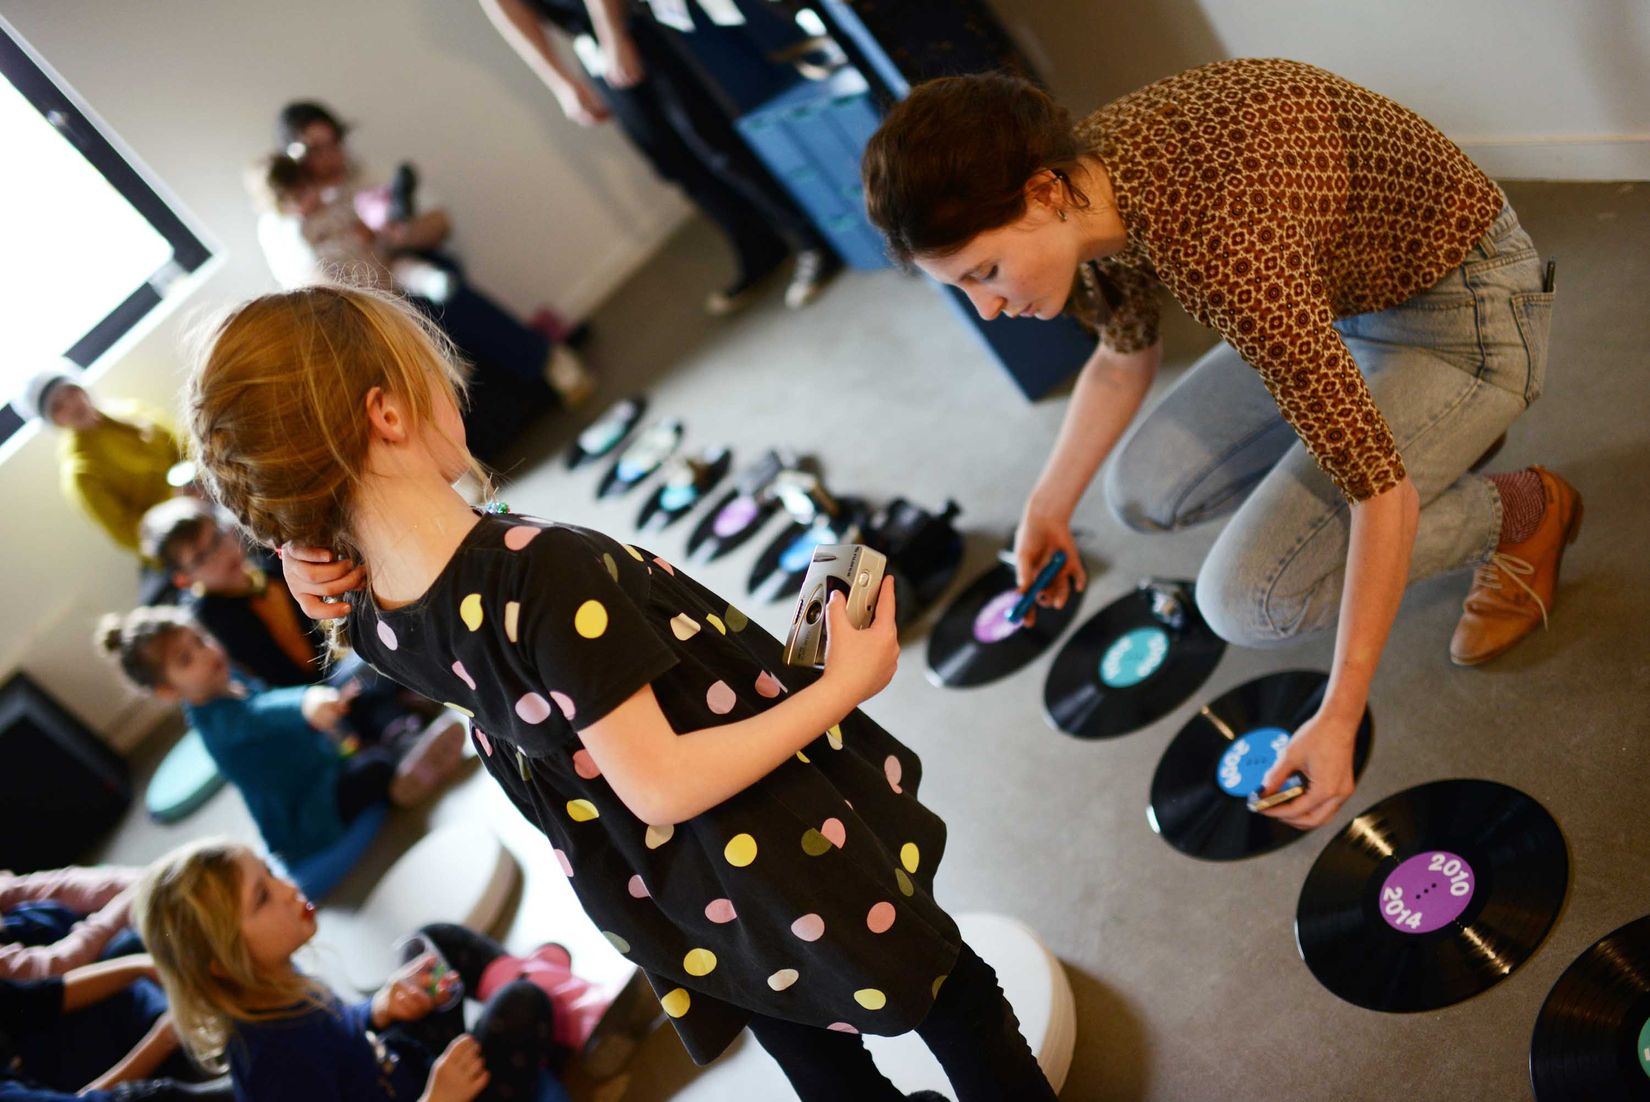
[186,285,1058,1102]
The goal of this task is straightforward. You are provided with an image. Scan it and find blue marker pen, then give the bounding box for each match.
[1006,550,1068,624]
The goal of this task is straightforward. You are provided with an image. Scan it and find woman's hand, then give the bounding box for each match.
[557,81,611,126]
[423,1034,489,1102]
[601,30,646,88]
[372,954,438,1028]
[820,577,899,705]
[1013,503,1086,617]
[280,543,364,621]
[1255,706,1361,830]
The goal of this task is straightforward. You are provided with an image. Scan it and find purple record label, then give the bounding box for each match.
[713,496,759,538]
[1377,851,1475,934]
[972,590,1024,644]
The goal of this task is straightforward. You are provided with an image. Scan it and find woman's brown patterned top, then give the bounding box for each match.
[1071,58,1504,501]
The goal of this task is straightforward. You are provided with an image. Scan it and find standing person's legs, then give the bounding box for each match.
[747,1012,905,1102]
[913,943,1058,1102]
[1191,209,1546,646]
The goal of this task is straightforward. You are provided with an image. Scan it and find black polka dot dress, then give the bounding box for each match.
[349,514,961,1064]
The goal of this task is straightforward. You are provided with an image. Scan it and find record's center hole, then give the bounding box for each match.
[1099,626,1170,688]
[1215,725,1292,796]
[1377,851,1475,934]
[971,590,1025,644]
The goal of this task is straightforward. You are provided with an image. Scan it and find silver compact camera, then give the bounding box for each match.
[782,544,887,668]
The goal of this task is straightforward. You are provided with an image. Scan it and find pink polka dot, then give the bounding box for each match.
[516,693,552,724]
[826,1022,859,1034]
[706,680,737,715]
[884,755,904,794]
[504,526,541,551]
[376,621,398,651]
[473,728,493,757]
[652,557,675,575]
[627,875,649,899]
[754,671,784,698]
[553,849,573,877]
[704,898,738,924]
[790,913,825,942]
[452,661,476,690]
[820,818,846,849]
[572,750,600,780]
[866,901,896,934]
[549,691,576,720]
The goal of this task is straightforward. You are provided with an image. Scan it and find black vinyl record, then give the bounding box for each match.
[1041,581,1225,739]
[566,395,646,469]
[683,450,793,564]
[1148,671,1373,860]
[926,562,1083,688]
[595,418,682,499]
[1296,779,1567,1013]
[636,447,731,532]
[1530,915,1650,1101]
[746,499,869,603]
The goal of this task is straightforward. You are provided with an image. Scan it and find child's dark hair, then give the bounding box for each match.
[97,607,192,690]
[140,497,217,572]
[277,100,348,149]
[862,71,1090,267]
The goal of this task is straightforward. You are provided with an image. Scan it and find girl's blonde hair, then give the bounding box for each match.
[185,285,487,643]
[133,838,328,1071]
[96,606,193,690]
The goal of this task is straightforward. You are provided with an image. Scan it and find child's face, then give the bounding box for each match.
[156,626,232,702]
[170,520,248,594]
[45,384,97,431]
[233,849,317,973]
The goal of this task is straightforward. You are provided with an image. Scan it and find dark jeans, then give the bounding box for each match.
[598,17,828,274]
[333,749,398,823]
[748,942,1058,1102]
[387,924,562,1102]
[0,1078,231,1102]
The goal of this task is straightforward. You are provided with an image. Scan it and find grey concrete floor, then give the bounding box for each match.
[94,180,1648,1101]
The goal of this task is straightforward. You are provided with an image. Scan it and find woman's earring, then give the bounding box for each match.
[1056,208,1068,222]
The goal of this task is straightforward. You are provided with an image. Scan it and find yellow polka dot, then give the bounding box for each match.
[459,593,485,632]
[854,988,887,1010]
[443,702,475,718]
[574,600,608,639]
[602,931,630,954]
[932,975,947,999]
[800,829,832,857]
[826,725,843,750]
[795,750,810,764]
[725,604,749,632]
[724,833,757,867]
[659,988,690,1018]
[894,868,914,897]
[623,544,645,561]
[504,601,520,643]
[602,553,619,581]
[645,823,674,849]
[566,799,599,822]
[683,948,718,977]
[705,614,726,635]
[900,843,920,873]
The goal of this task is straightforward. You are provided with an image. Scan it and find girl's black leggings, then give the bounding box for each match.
[747,941,1061,1102]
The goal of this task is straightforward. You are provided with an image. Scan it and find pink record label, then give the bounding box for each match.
[1378,851,1475,934]
[972,590,1024,644]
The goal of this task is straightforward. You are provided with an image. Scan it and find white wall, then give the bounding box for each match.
[0,0,689,746]
[999,0,1650,180]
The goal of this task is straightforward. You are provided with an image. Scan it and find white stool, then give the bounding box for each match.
[312,823,520,993]
[636,912,1075,1100]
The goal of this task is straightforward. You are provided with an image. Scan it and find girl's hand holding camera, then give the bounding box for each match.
[423,1034,489,1102]
[821,576,899,704]
[371,953,439,1028]
[280,542,364,620]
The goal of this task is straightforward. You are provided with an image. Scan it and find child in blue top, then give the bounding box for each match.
[134,838,565,1102]
[186,283,1058,1099]
[97,608,461,865]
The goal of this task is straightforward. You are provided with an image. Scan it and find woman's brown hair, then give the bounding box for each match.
[862,71,1089,266]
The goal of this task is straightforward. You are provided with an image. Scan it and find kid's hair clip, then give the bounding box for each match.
[484,499,511,515]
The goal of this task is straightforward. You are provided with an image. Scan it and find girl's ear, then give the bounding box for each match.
[363,386,410,445]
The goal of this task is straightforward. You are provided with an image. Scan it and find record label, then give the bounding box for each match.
[713,496,760,538]
[1099,626,1169,688]
[1378,852,1476,934]
[779,528,829,573]
[1215,726,1291,796]
[1638,1020,1650,1077]
[971,591,1023,644]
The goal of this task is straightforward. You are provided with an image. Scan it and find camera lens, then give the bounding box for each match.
[805,599,823,624]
